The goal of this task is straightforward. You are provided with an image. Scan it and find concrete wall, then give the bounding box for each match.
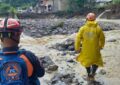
[60,0,69,11]
[45,0,68,12]
[35,0,68,13]
[54,0,68,11]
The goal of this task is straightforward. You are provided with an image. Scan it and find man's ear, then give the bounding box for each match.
[0,40,4,48]
[0,38,4,42]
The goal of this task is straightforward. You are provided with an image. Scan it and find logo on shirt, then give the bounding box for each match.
[3,62,21,81]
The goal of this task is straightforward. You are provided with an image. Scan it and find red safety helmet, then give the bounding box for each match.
[86,13,96,21]
[0,18,23,42]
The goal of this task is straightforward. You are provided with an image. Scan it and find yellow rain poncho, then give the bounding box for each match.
[75,21,105,67]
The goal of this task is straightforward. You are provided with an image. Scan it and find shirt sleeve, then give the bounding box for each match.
[25,51,45,77]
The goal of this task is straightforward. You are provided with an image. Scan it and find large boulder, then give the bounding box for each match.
[40,56,58,73]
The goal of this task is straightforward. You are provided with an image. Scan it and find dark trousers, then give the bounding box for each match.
[86,65,98,77]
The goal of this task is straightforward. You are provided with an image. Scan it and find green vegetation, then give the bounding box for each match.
[67,0,86,13]
[112,0,120,4]
[0,0,38,16]
[0,3,17,15]
[66,0,120,14]
[67,0,96,14]
[1,0,38,8]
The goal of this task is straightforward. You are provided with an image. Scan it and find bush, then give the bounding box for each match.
[0,3,17,16]
[112,0,120,4]
[95,5,106,13]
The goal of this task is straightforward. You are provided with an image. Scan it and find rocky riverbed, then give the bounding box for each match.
[21,19,120,37]
[11,19,120,85]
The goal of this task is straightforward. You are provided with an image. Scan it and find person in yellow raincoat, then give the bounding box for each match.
[75,13,105,81]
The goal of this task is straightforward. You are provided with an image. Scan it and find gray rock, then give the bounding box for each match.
[107,37,117,42]
[50,73,78,85]
[47,65,58,73]
[40,56,58,72]
[51,38,75,51]
[99,69,106,75]
[68,45,74,51]
[67,59,75,63]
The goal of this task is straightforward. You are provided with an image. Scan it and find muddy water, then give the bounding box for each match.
[19,30,120,85]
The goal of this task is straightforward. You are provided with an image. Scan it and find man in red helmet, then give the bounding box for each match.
[0,18,45,85]
[75,13,105,84]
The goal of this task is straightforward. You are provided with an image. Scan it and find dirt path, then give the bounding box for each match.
[97,19,120,24]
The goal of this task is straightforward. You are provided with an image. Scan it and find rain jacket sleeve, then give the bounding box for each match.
[99,27,105,49]
[75,27,84,51]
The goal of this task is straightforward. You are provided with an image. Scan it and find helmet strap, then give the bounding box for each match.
[9,33,20,43]
[4,17,8,31]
